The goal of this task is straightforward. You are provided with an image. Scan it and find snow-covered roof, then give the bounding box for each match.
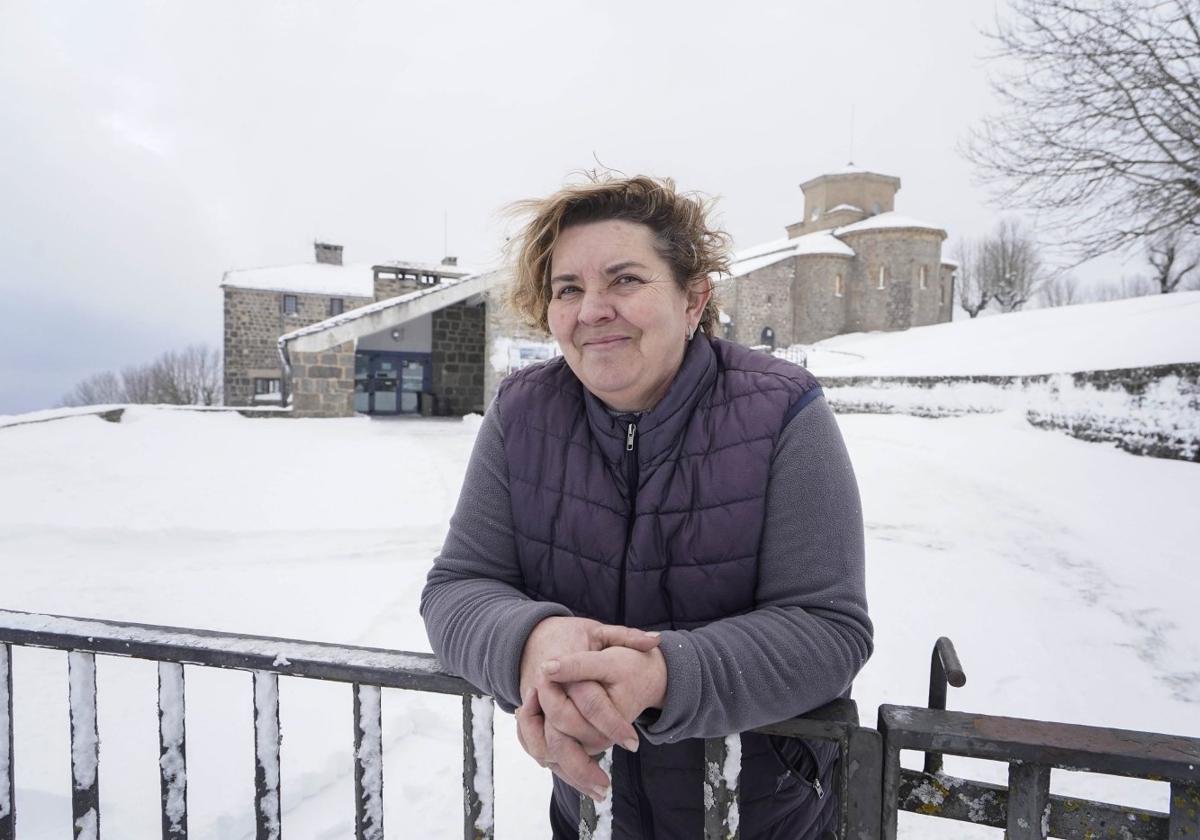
[728,231,855,278]
[221,263,377,297]
[835,212,946,237]
[221,258,478,297]
[941,258,960,268]
[375,259,478,278]
[827,204,863,214]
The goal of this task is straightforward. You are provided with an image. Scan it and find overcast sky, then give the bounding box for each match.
[0,0,1141,414]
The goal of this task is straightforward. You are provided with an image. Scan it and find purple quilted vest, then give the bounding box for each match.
[498,337,836,840]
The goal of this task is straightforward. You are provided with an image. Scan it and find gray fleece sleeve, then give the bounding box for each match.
[420,404,572,712]
[644,395,873,743]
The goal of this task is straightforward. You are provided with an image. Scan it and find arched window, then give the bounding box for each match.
[877,266,886,289]
[834,274,844,298]
[760,326,776,349]
[919,266,927,290]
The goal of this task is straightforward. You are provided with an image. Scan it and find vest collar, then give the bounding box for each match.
[582,335,718,467]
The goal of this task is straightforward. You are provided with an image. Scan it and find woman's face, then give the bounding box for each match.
[547,219,708,412]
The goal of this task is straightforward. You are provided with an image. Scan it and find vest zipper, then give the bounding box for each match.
[618,419,638,624]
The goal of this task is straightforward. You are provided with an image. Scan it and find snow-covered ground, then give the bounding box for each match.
[804,291,1200,377]
[1,404,1197,839]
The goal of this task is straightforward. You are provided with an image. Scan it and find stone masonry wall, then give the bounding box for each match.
[290,341,356,418]
[793,255,854,343]
[839,229,945,335]
[483,286,556,408]
[224,287,372,406]
[729,260,794,347]
[432,301,486,416]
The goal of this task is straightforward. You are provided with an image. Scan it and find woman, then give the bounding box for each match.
[421,175,872,839]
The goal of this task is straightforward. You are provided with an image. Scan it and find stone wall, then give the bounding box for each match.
[482,285,557,408]
[432,301,486,416]
[838,229,945,335]
[289,341,356,418]
[223,287,372,406]
[728,260,794,347]
[793,255,854,343]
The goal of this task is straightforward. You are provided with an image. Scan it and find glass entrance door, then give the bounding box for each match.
[354,351,432,415]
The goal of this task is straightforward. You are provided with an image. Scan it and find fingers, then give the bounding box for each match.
[515,687,548,767]
[538,679,614,754]
[541,649,621,686]
[589,624,661,653]
[544,722,611,801]
[565,681,639,753]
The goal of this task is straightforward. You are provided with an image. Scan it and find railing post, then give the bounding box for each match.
[1169,782,1200,840]
[157,663,188,839]
[0,644,13,840]
[923,637,965,776]
[704,735,740,840]
[462,694,494,840]
[578,749,613,840]
[352,684,384,840]
[1006,763,1051,840]
[843,726,882,840]
[68,651,100,840]
[252,671,281,840]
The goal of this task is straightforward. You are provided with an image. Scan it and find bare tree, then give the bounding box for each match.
[1039,272,1082,307]
[965,0,1200,260]
[1146,230,1200,293]
[61,371,125,407]
[981,219,1043,312]
[60,344,223,407]
[953,238,992,318]
[1088,273,1157,302]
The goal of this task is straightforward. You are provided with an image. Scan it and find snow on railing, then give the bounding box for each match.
[0,608,496,840]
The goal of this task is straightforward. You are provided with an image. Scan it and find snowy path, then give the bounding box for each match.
[1,408,1197,838]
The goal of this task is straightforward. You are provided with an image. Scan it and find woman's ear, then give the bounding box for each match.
[686,277,713,317]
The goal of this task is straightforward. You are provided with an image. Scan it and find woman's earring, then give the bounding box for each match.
[686,324,696,341]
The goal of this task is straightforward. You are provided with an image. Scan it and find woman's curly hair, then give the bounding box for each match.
[506,173,731,336]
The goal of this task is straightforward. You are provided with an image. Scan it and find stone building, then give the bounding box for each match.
[721,167,955,348]
[221,243,479,416]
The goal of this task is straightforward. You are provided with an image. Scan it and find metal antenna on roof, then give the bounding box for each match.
[848,105,855,167]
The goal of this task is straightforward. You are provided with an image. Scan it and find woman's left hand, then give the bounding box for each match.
[539,646,669,727]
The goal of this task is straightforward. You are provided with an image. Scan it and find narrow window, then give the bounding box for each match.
[877,266,886,289]
[834,274,844,297]
[940,282,946,306]
[254,378,281,395]
[420,273,438,286]
[329,297,344,316]
[919,266,928,290]
[283,294,298,315]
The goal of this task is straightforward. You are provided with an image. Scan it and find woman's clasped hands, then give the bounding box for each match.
[515,616,668,801]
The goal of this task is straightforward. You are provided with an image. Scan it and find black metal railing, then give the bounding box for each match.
[3,609,1199,840]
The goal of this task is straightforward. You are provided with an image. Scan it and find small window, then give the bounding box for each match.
[400,272,420,283]
[877,267,886,289]
[834,274,844,298]
[919,266,928,290]
[760,326,776,349]
[254,378,281,395]
[283,294,298,315]
[420,273,439,286]
[329,298,344,316]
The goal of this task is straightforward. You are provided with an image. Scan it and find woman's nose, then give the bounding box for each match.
[577,288,616,324]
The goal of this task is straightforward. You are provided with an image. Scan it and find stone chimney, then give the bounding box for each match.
[314,242,343,266]
[441,256,458,267]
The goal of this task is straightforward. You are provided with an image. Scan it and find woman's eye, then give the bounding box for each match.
[555,285,580,299]
[615,275,642,286]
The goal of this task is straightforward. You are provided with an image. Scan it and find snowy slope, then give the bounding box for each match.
[806,291,1200,376]
[1,409,1198,839]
